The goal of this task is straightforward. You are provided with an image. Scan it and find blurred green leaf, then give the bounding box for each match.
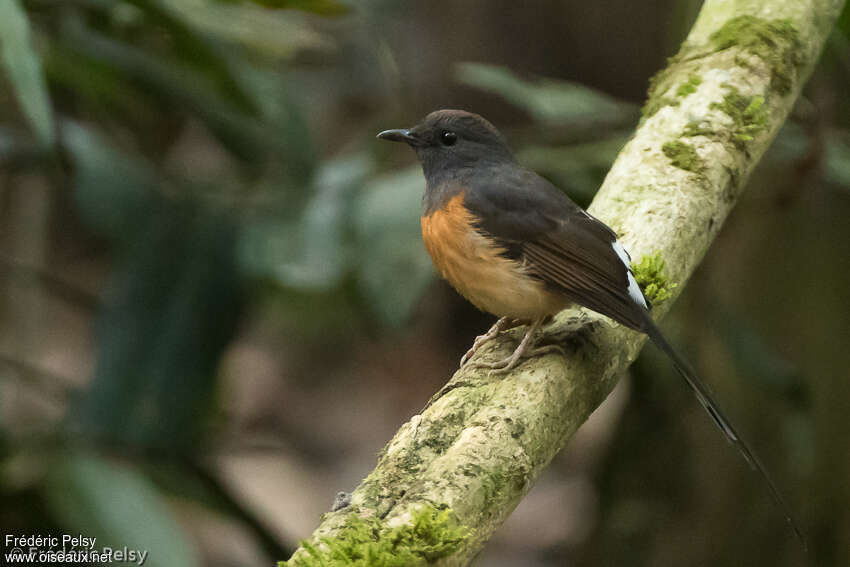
[242,153,371,289]
[0,0,55,146]
[215,0,350,16]
[836,0,850,40]
[242,159,432,328]
[456,62,637,125]
[823,132,850,190]
[63,122,158,242]
[353,166,433,326]
[73,207,243,449]
[44,451,198,567]
[58,20,279,165]
[45,45,162,134]
[125,0,260,115]
[164,0,334,57]
[230,64,317,187]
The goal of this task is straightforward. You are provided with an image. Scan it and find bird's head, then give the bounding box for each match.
[377,109,514,180]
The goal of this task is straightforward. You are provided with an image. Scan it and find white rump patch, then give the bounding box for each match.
[611,241,647,308]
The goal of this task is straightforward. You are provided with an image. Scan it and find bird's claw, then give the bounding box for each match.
[459,317,513,367]
[463,318,564,374]
[470,344,566,375]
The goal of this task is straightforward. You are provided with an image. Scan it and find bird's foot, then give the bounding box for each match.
[472,344,565,374]
[465,318,564,374]
[459,317,517,367]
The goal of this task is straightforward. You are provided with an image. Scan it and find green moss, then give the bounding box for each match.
[641,96,679,119]
[646,53,682,95]
[421,408,467,453]
[681,84,768,154]
[661,140,703,173]
[675,74,702,97]
[642,73,701,118]
[709,15,803,95]
[632,253,678,306]
[714,88,768,148]
[281,505,468,566]
[643,15,802,120]
[641,52,686,118]
[683,84,768,154]
[682,120,714,138]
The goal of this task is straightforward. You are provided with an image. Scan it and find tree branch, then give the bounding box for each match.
[282,1,844,564]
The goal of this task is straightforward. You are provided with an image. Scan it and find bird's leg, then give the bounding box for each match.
[459,316,517,367]
[468,317,564,374]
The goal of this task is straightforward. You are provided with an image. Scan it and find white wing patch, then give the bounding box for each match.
[611,240,648,308]
[626,272,647,308]
[611,240,631,267]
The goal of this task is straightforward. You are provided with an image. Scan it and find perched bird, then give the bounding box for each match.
[378,109,801,542]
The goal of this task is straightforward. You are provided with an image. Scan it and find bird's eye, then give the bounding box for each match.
[440,131,458,146]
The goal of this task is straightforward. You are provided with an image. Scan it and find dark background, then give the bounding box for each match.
[1,1,848,565]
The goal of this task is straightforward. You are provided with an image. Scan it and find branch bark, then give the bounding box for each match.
[283,1,844,564]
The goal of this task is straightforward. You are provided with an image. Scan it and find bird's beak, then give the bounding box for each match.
[376,128,420,145]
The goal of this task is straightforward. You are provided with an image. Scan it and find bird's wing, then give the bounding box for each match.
[463,167,649,331]
[464,167,806,541]
[464,167,807,542]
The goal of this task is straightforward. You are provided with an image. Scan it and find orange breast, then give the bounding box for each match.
[420,193,568,320]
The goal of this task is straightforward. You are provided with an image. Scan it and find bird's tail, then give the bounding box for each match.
[641,317,805,547]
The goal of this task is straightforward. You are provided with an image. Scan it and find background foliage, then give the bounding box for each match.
[1,1,848,565]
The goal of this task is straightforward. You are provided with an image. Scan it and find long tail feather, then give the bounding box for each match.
[642,318,805,547]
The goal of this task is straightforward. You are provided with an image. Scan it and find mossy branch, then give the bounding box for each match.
[283,1,843,565]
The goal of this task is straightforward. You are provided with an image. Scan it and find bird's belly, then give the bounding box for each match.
[421,195,568,320]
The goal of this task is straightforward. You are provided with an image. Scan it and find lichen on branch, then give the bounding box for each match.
[641,13,804,121]
[709,15,803,95]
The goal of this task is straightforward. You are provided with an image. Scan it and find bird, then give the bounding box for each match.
[377,109,802,543]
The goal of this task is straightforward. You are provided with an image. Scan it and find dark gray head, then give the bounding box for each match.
[377,109,514,183]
